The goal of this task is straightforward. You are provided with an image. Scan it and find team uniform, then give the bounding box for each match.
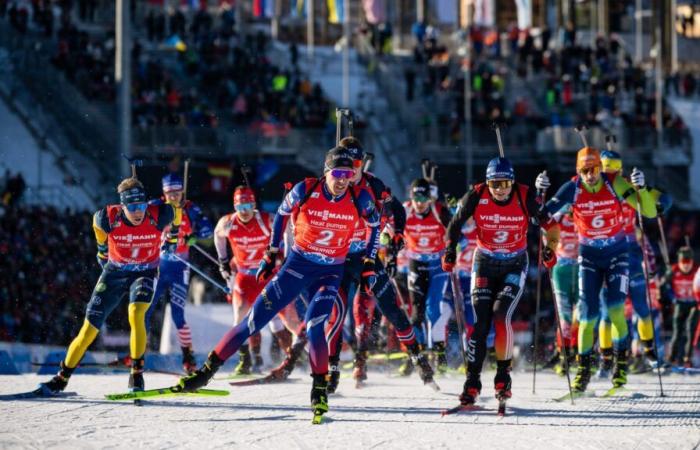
[147,196,212,372]
[544,164,656,391]
[403,198,452,366]
[178,150,381,420]
[40,184,179,394]
[668,262,699,366]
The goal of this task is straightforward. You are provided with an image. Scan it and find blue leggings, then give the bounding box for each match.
[213,250,344,375]
[408,258,449,346]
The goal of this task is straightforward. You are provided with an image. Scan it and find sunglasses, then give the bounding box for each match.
[235,202,255,212]
[579,166,601,176]
[487,180,513,190]
[412,195,430,203]
[329,168,355,179]
[125,202,147,213]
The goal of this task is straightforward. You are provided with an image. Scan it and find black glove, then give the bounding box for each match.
[161,225,179,254]
[256,248,278,283]
[542,246,557,269]
[218,256,232,282]
[360,258,377,294]
[442,247,456,272]
[385,254,398,278]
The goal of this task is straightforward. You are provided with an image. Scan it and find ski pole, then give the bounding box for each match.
[389,277,409,314]
[532,187,547,394]
[421,158,431,180]
[544,267,575,405]
[657,215,672,269]
[363,152,375,173]
[494,124,505,158]
[171,253,231,295]
[574,125,589,148]
[183,158,191,203]
[449,271,470,371]
[121,153,143,179]
[632,176,665,397]
[191,243,220,266]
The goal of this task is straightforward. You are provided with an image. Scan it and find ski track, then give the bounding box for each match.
[0,370,698,449]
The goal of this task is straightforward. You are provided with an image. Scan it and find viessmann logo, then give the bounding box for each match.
[578,199,616,210]
[113,234,157,242]
[478,214,524,223]
[307,209,354,221]
[408,224,441,232]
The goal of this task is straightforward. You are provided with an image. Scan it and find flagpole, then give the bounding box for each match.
[307,0,314,58]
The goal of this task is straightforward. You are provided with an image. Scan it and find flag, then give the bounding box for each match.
[253,0,275,18]
[515,0,532,29]
[327,0,344,24]
[205,163,233,193]
[163,34,187,52]
[291,0,305,18]
[474,0,495,27]
[362,0,385,24]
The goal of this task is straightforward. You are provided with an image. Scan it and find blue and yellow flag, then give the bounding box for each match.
[327,0,344,24]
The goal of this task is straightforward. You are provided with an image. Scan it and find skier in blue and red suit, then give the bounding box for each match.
[146,173,213,374]
[176,146,380,419]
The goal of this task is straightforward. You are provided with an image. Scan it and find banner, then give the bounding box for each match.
[327,0,344,24]
[473,0,495,27]
[291,0,306,18]
[253,0,274,18]
[515,0,532,29]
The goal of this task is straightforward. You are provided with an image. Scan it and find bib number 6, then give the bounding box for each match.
[591,215,605,229]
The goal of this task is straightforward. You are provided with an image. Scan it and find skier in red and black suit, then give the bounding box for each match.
[442,157,559,406]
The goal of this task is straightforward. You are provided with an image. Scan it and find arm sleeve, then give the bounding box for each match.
[613,176,657,218]
[358,189,381,261]
[189,204,213,239]
[543,181,576,217]
[446,188,480,251]
[92,208,109,246]
[388,196,406,234]
[271,182,305,250]
[213,216,230,260]
[648,187,673,216]
[156,203,176,230]
[438,203,452,227]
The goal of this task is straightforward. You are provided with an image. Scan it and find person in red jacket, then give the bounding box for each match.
[667,246,699,367]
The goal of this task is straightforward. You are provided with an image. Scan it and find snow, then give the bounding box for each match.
[1,368,698,448]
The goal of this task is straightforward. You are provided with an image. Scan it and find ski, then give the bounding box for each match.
[0,388,78,401]
[552,390,592,402]
[105,387,229,401]
[31,360,184,377]
[228,374,299,387]
[440,403,483,416]
[602,386,627,397]
[425,380,441,392]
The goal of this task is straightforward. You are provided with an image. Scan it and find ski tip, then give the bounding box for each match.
[426,380,441,392]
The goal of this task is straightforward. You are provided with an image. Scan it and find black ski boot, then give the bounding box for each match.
[252,353,264,374]
[573,354,592,392]
[352,351,368,384]
[178,351,224,392]
[433,342,448,374]
[39,361,74,394]
[181,347,197,375]
[612,349,628,388]
[459,371,482,405]
[128,357,145,392]
[233,344,252,376]
[311,373,329,424]
[543,350,561,370]
[327,356,341,394]
[269,334,307,380]
[596,347,614,378]
[408,343,437,387]
[494,360,512,401]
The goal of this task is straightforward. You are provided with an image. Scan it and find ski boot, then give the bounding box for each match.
[181,346,197,375]
[252,353,264,374]
[596,347,614,378]
[543,350,561,370]
[407,343,437,388]
[459,371,482,405]
[232,344,252,376]
[128,357,145,392]
[179,351,224,392]
[629,353,648,374]
[556,349,576,376]
[38,361,74,394]
[640,339,661,370]
[397,357,414,376]
[352,351,368,385]
[494,360,512,400]
[310,373,329,424]
[327,358,341,394]
[612,349,628,388]
[269,335,307,380]
[572,354,592,393]
[433,342,448,375]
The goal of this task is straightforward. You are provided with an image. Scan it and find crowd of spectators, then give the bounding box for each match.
[0,205,98,345]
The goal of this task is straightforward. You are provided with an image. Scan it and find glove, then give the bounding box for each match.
[442,247,456,273]
[185,235,198,247]
[218,257,232,282]
[255,249,278,283]
[630,167,645,188]
[161,224,179,253]
[384,254,398,279]
[391,233,405,255]
[360,258,377,294]
[535,170,550,191]
[96,243,108,268]
[542,246,557,269]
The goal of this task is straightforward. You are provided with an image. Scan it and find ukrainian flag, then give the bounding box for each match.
[327,0,344,24]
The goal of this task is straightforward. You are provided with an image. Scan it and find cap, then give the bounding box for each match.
[324,146,354,170]
[162,173,184,193]
[233,185,256,206]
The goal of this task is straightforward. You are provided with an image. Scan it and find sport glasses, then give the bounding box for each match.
[235,202,255,212]
[329,168,355,179]
[487,180,513,190]
[411,194,430,203]
[579,166,601,176]
[125,202,147,213]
